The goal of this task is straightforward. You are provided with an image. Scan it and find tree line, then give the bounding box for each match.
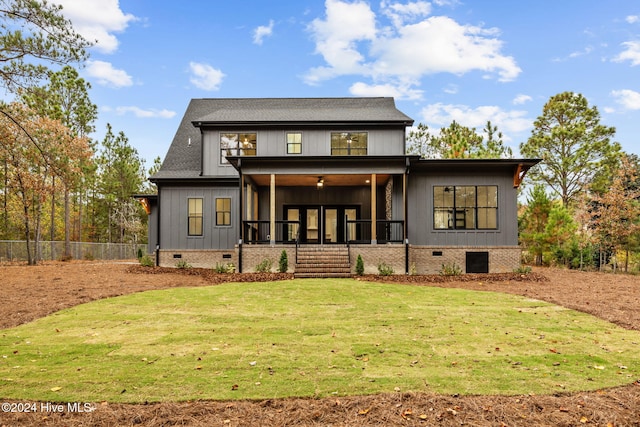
[1,0,157,264]
[407,92,640,273]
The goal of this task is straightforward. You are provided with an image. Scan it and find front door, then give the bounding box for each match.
[285,205,359,244]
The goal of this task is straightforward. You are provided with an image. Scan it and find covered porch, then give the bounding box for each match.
[229,156,409,247]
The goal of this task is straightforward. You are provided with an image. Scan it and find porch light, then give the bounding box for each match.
[317,177,324,189]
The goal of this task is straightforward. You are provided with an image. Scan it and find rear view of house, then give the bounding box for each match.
[139,97,538,275]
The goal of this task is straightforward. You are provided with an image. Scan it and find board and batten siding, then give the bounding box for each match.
[201,128,406,176]
[159,186,238,250]
[406,171,518,246]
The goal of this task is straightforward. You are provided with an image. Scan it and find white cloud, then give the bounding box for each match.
[381,1,432,28]
[443,84,458,94]
[349,81,423,100]
[305,0,520,88]
[305,0,377,84]
[513,94,532,105]
[189,62,225,91]
[371,16,520,82]
[86,60,133,87]
[52,0,137,54]
[114,106,176,118]
[253,20,275,45]
[613,41,640,66]
[419,103,532,136]
[626,15,639,24]
[611,89,640,110]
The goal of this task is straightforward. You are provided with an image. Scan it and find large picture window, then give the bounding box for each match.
[188,198,203,236]
[433,186,498,230]
[216,198,231,226]
[220,133,257,164]
[330,132,367,156]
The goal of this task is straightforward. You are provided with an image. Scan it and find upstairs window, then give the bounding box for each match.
[433,186,498,230]
[188,198,203,236]
[331,132,367,156]
[286,132,302,154]
[216,198,231,226]
[220,133,257,164]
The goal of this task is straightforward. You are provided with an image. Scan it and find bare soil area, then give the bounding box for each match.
[1,261,639,426]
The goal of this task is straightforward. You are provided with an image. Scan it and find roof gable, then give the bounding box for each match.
[152,97,413,180]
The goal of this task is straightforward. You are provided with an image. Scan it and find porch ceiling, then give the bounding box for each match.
[247,174,390,187]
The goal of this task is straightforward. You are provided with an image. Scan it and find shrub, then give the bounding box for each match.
[514,265,532,274]
[377,262,394,276]
[214,262,235,274]
[175,260,192,269]
[440,262,462,276]
[255,258,273,273]
[409,262,417,275]
[139,254,155,267]
[355,254,364,275]
[278,250,288,273]
[137,248,143,260]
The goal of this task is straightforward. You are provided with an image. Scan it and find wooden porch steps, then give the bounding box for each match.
[294,245,351,278]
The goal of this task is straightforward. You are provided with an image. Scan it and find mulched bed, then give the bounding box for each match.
[1,262,639,426]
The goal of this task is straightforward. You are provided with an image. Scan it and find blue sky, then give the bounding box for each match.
[52,0,640,168]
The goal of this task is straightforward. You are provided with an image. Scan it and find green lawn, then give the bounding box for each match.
[1,279,638,403]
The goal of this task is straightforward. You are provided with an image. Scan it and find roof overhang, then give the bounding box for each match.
[227,155,412,187]
[192,120,414,128]
[227,155,410,173]
[408,158,542,188]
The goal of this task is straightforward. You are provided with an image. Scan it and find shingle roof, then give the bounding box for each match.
[193,97,414,123]
[152,97,413,180]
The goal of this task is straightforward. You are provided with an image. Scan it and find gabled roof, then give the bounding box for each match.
[151,97,413,180]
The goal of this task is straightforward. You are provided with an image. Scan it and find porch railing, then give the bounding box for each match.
[243,219,404,244]
[346,220,404,244]
[244,220,300,244]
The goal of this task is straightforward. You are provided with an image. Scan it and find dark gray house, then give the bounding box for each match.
[141,97,538,275]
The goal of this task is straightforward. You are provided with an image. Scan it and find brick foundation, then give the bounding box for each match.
[157,245,521,275]
[240,245,296,273]
[158,249,239,270]
[349,244,406,275]
[408,246,521,275]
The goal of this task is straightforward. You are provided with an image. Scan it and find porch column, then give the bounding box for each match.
[240,174,245,243]
[403,171,409,274]
[270,173,276,245]
[371,173,377,244]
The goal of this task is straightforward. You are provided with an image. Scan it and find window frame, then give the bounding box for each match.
[433,185,498,230]
[220,132,257,164]
[215,197,232,227]
[286,132,303,155]
[330,132,368,156]
[187,198,204,236]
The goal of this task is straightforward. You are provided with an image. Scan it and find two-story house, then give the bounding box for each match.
[140,97,538,275]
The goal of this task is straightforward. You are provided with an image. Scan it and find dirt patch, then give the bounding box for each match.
[1,261,639,426]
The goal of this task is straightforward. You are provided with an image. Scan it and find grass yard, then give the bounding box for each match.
[1,278,639,404]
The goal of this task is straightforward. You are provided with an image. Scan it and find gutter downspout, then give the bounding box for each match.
[238,159,243,273]
[156,184,161,267]
[404,156,410,275]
